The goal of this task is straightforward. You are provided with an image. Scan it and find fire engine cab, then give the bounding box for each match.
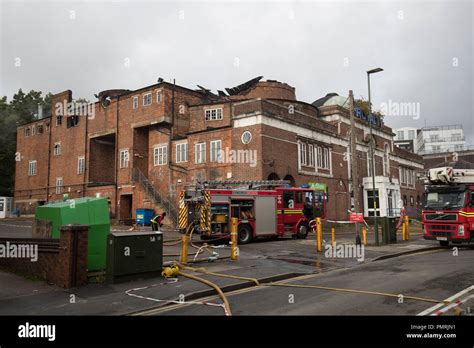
[420,167,474,246]
[177,180,327,244]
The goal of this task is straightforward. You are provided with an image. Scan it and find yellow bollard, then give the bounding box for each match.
[362,227,367,246]
[316,218,322,252]
[230,217,239,261]
[180,235,189,264]
[402,221,407,240]
[404,215,410,240]
[331,227,335,247]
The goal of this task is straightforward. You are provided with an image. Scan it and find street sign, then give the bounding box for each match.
[349,212,365,223]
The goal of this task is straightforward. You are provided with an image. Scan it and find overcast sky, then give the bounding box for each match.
[1,0,472,143]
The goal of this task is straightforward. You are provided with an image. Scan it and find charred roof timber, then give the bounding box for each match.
[94,89,131,107]
[225,76,263,96]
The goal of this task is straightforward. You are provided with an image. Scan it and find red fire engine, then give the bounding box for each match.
[421,167,474,246]
[178,180,327,244]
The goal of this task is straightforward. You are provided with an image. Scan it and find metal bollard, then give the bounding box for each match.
[331,227,335,247]
[230,217,238,261]
[316,218,322,252]
[180,235,189,264]
[362,227,367,246]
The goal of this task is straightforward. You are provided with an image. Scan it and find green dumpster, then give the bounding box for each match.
[381,216,397,244]
[35,197,110,271]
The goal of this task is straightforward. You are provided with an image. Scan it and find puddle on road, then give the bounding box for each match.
[266,256,334,272]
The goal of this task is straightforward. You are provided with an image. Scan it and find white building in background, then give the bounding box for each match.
[394,127,418,153]
[416,125,466,155]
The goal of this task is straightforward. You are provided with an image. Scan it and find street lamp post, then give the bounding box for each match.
[367,67,383,246]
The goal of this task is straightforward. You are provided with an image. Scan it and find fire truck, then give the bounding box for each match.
[177,180,327,244]
[420,167,474,246]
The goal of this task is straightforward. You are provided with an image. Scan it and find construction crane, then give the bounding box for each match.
[420,167,474,185]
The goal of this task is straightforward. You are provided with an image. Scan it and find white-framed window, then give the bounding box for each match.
[205,108,223,121]
[28,160,37,176]
[53,143,61,156]
[316,146,322,168]
[24,127,30,137]
[397,131,404,140]
[316,146,330,169]
[55,177,63,194]
[154,145,167,166]
[132,96,138,109]
[210,140,222,162]
[143,93,152,106]
[308,144,314,167]
[408,130,415,140]
[56,114,63,126]
[77,156,85,175]
[176,143,188,163]
[383,143,390,176]
[367,152,374,176]
[300,143,307,166]
[156,89,163,103]
[119,149,129,168]
[195,142,206,164]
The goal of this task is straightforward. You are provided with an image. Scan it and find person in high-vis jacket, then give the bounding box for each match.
[151,212,166,231]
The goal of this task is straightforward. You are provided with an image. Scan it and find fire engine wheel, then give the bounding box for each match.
[296,223,309,239]
[238,225,253,244]
[439,241,449,247]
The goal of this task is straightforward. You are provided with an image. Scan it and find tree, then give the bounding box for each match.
[354,98,383,119]
[0,89,52,196]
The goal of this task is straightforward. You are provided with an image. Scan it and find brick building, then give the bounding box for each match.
[14,77,425,221]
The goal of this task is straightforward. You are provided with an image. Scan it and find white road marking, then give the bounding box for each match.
[417,285,474,316]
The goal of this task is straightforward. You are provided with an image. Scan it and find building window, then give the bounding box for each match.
[24,127,30,137]
[315,146,330,169]
[132,96,138,109]
[67,115,79,128]
[32,125,36,136]
[383,143,390,176]
[55,177,63,194]
[368,152,374,176]
[210,140,222,162]
[300,143,307,166]
[156,90,163,103]
[322,148,330,169]
[119,149,129,168]
[367,190,380,217]
[56,114,63,126]
[195,143,206,164]
[53,143,61,156]
[397,131,404,140]
[143,93,152,106]
[77,156,85,175]
[28,160,37,176]
[176,143,188,163]
[308,144,314,167]
[205,108,223,121]
[154,145,167,166]
[408,130,415,140]
[37,124,44,134]
[316,146,322,168]
[45,122,50,132]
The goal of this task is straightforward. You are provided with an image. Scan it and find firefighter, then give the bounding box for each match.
[151,212,166,232]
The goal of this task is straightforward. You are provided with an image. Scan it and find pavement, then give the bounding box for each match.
[1,217,465,315]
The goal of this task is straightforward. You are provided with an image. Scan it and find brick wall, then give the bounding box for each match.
[0,225,88,288]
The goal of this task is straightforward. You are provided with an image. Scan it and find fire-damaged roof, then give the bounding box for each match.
[225,76,263,96]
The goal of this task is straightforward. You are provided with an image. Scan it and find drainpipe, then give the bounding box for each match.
[46,115,52,203]
[83,105,89,197]
[115,95,120,218]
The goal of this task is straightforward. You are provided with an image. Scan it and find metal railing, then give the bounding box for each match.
[131,167,178,223]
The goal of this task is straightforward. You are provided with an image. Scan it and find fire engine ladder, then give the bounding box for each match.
[420,167,474,185]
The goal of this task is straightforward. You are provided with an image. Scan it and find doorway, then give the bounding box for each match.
[119,194,133,220]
